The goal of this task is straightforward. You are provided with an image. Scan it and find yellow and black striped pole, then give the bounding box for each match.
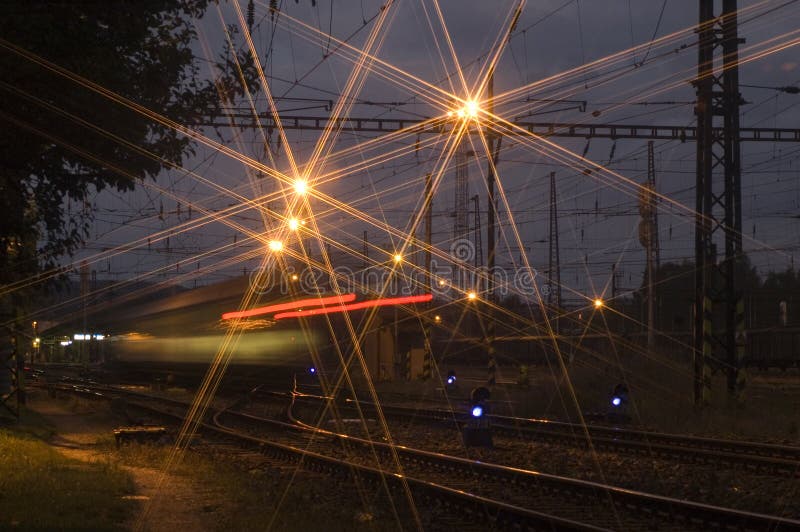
[422,341,432,380]
[735,297,746,403]
[700,296,713,405]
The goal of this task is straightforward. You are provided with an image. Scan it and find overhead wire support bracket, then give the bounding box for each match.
[199,113,800,143]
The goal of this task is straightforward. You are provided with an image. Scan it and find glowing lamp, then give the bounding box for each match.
[593,298,604,309]
[467,291,477,301]
[288,218,300,231]
[610,383,628,408]
[465,386,492,446]
[268,240,283,252]
[293,179,308,195]
[465,100,479,117]
[393,253,403,264]
[309,367,316,374]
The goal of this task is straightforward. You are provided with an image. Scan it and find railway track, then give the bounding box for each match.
[238,394,800,531]
[58,382,800,531]
[52,378,800,478]
[50,383,607,531]
[284,391,800,477]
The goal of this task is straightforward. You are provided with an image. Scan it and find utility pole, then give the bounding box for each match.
[694,0,744,405]
[641,141,660,351]
[424,173,433,294]
[424,173,433,367]
[362,230,368,271]
[471,194,483,291]
[485,72,499,364]
[80,260,89,366]
[547,172,561,333]
[453,146,470,290]
[611,264,617,300]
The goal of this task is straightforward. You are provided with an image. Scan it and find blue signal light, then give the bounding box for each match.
[309,367,316,374]
[611,396,622,407]
[447,376,456,385]
[471,405,484,418]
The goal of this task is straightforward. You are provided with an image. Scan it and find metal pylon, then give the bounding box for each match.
[453,145,471,290]
[548,172,562,331]
[641,141,660,350]
[694,0,744,405]
[472,194,483,292]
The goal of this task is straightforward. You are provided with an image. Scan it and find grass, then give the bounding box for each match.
[1,394,420,531]
[110,443,418,531]
[0,409,136,531]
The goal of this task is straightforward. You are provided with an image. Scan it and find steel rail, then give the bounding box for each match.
[317,396,800,477]
[54,384,800,529]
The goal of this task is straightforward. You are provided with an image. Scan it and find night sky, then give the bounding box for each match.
[69,0,800,304]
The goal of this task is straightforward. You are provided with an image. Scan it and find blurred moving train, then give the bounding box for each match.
[40,276,331,370]
[37,275,800,375]
[37,275,435,382]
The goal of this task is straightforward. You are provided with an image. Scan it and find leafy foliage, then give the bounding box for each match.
[0,1,258,291]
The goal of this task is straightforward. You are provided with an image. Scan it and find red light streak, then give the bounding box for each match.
[274,294,433,320]
[222,293,357,320]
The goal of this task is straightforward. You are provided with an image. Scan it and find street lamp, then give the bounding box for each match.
[448,99,481,120]
[593,298,604,309]
[467,291,477,301]
[268,240,283,252]
[293,179,308,196]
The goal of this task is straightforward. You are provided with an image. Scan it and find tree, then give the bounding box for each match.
[0,1,258,317]
[637,256,761,333]
[754,267,800,328]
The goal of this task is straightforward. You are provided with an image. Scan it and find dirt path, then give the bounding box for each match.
[27,391,218,531]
